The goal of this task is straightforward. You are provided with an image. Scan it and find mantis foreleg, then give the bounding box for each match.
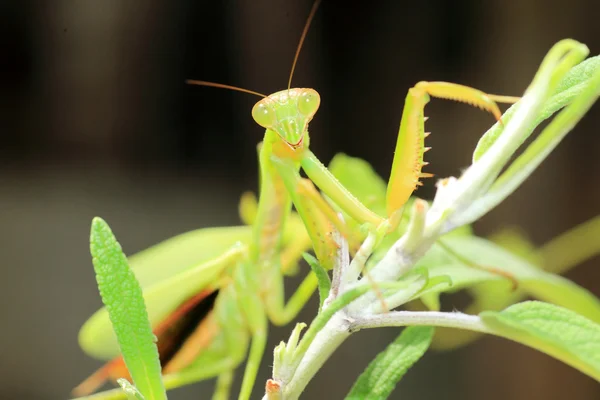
[302,82,518,235]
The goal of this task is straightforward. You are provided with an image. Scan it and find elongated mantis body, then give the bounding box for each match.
[74,1,519,399]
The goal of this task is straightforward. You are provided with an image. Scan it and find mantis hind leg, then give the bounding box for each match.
[213,370,234,400]
[234,269,269,400]
[162,350,247,393]
[238,323,268,400]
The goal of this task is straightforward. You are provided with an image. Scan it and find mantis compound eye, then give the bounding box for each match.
[297,89,320,117]
[252,102,277,128]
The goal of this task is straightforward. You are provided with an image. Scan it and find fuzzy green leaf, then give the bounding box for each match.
[430,218,600,351]
[481,301,600,381]
[473,55,600,161]
[89,217,166,400]
[416,236,600,324]
[464,60,600,225]
[345,326,434,400]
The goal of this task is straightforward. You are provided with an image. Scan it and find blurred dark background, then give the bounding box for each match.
[1,1,599,399]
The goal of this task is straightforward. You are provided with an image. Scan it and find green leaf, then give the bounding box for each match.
[381,267,451,312]
[487,227,542,266]
[429,222,600,351]
[428,228,540,349]
[466,60,600,224]
[415,236,600,324]
[328,153,387,217]
[481,301,600,381]
[473,55,600,161]
[89,217,166,400]
[451,42,595,228]
[303,252,331,310]
[345,327,434,400]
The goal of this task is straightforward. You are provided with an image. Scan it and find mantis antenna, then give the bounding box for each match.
[187,0,322,95]
[186,80,267,98]
[287,0,322,90]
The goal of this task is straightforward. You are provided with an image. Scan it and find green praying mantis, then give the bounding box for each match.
[72,2,522,399]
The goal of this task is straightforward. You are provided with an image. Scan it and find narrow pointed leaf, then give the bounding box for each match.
[303,252,331,310]
[89,217,166,400]
[345,326,434,400]
[462,61,600,225]
[473,55,600,161]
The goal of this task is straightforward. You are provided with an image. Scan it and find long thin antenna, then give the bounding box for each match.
[287,0,322,90]
[186,80,267,98]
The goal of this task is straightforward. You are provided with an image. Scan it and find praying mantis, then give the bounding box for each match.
[73,1,519,399]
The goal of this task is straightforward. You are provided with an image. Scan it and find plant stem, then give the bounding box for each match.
[277,311,491,399]
[280,313,350,400]
[351,311,491,333]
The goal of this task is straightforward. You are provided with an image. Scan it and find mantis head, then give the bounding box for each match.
[252,88,320,149]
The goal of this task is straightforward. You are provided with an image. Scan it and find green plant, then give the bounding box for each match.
[73,39,600,400]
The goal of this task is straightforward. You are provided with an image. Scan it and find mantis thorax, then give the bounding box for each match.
[252,88,320,150]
